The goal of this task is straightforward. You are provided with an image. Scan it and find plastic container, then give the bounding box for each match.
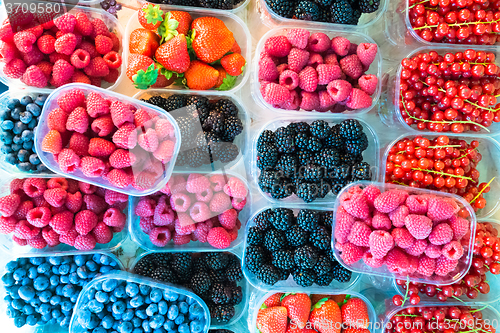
[123,7,251,94]
[391,46,500,136]
[381,134,500,220]
[249,290,377,333]
[129,171,251,251]
[129,250,248,329]
[333,181,477,285]
[0,5,125,92]
[34,83,182,197]
[257,0,388,31]
[0,174,129,255]
[242,205,361,293]
[251,116,380,204]
[252,26,383,116]
[133,90,250,172]
[70,271,211,333]
[135,0,250,14]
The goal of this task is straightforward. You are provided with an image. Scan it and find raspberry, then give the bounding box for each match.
[35,35,55,55]
[13,200,33,220]
[327,79,352,102]
[316,90,335,111]
[218,208,237,229]
[385,248,409,274]
[59,227,78,245]
[210,174,226,192]
[84,57,109,77]
[316,64,342,85]
[9,179,25,197]
[416,256,436,277]
[403,214,432,240]
[89,222,111,244]
[47,108,68,134]
[104,189,128,206]
[27,234,47,249]
[132,171,158,191]
[135,198,156,217]
[91,116,113,138]
[54,13,76,33]
[137,128,159,152]
[193,222,209,243]
[405,239,428,256]
[4,59,26,79]
[264,83,292,107]
[21,65,48,88]
[49,52,70,64]
[13,31,36,53]
[153,197,175,226]
[429,223,454,245]
[348,221,371,247]
[185,202,208,223]
[92,35,112,55]
[133,109,151,128]
[279,70,299,90]
[0,194,21,217]
[335,206,356,243]
[449,215,470,240]
[258,55,279,82]
[66,106,89,134]
[224,177,248,199]
[88,138,116,157]
[149,227,172,247]
[58,148,81,173]
[0,216,17,234]
[357,43,378,67]
[57,89,86,113]
[427,197,459,222]
[424,244,442,258]
[42,226,60,247]
[374,189,408,213]
[207,227,231,249]
[65,191,83,213]
[169,193,190,212]
[52,59,75,85]
[297,91,317,111]
[140,217,154,234]
[340,192,370,219]
[110,101,134,127]
[185,174,210,194]
[14,219,40,239]
[175,214,196,235]
[70,49,91,69]
[346,88,372,110]
[43,188,67,208]
[406,195,429,214]
[442,240,464,260]
[0,41,19,62]
[435,256,458,276]
[91,18,110,38]
[109,149,135,169]
[153,140,175,164]
[22,47,44,66]
[360,185,380,206]
[74,233,96,250]
[26,207,51,228]
[79,182,97,195]
[391,228,415,249]
[110,32,120,51]
[195,188,213,203]
[75,12,93,36]
[74,210,98,235]
[372,212,391,230]
[23,178,46,198]
[324,54,338,67]
[363,251,384,268]
[83,194,107,214]
[36,61,52,80]
[103,208,126,228]
[288,47,309,73]
[358,74,378,96]
[369,230,394,259]
[298,66,318,92]
[264,35,291,57]
[340,242,364,265]
[68,133,89,156]
[103,51,122,69]
[331,37,350,56]
[107,169,132,188]
[72,71,91,84]
[79,41,98,58]
[209,192,231,214]
[155,118,175,141]
[80,156,105,177]
[54,33,77,55]
[41,130,63,154]
[340,54,363,80]
[286,28,309,49]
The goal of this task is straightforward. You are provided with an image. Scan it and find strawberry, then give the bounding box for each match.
[256,306,288,333]
[155,34,190,75]
[129,28,160,57]
[309,299,342,333]
[126,54,159,89]
[184,60,219,90]
[156,11,192,43]
[221,53,245,76]
[169,11,192,36]
[341,297,370,329]
[281,293,311,329]
[264,293,283,308]
[191,17,235,63]
[138,4,164,31]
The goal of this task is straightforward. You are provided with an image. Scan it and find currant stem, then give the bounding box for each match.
[413,18,500,30]
[411,167,474,181]
[452,147,478,161]
[470,177,495,204]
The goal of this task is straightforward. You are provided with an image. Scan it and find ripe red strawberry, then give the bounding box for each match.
[220,53,245,76]
[264,293,283,308]
[191,17,235,64]
[256,306,287,333]
[88,138,116,157]
[155,34,190,75]
[138,4,164,31]
[126,53,159,89]
[129,28,160,57]
[341,298,370,329]
[169,11,192,36]
[281,293,311,329]
[66,106,89,134]
[309,299,342,333]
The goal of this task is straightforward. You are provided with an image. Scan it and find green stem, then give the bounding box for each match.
[470,177,495,204]
[411,167,474,181]
[414,18,500,30]
[452,147,478,161]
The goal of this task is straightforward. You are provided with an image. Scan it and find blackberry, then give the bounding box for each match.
[313,255,332,276]
[257,145,278,170]
[134,259,155,277]
[248,227,264,245]
[245,246,267,274]
[296,132,309,150]
[254,209,274,231]
[187,147,211,167]
[203,112,225,134]
[309,226,331,250]
[208,269,227,284]
[270,179,294,199]
[257,130,275,153]
[296,182,319,203]
[266,0,297,18]
[276,269,291,281]
[186,95,210,122]
[176,115,197,141]
[192,257,208,274]
[286,224,308,247]
[325,247,337,263]
[164,94,187,112]
[332,263,352,283]
[294,245,319,269]
[276,154,298,177]
[324,125,344,149]
[190,272,212,295]
[211,305,235,323]
[175,150,190,166]
[226,265,243,282]
[297,209,319,231]
[319,211,333,228]
[307,136,322,152]
[257,264,279,285]
[221,116,243,142]
[309,120,330,139]
[292,268,316,287]
[315,270,334,286]
[151,267,178,284]
[274,127,296,153]
[339,119,364,139]
[270,208,294,231]
[352,162,372,181]
[330,164,351,180]
[264,229,287,252]
[171,253,193,281]
[210,283,231,305]
[288,121,310,134]
[258,170,280,192]
[204,252,229,271]
[214,99,238,117]
[330,0,356,24]
[227,286,243,306]
[318,5,331,22]
[272,249,296,270]
[314,0,333,5]
[316,181,331,199]
[359,0,380,12]
[146,95,167,109]
[199,0,234,9]
[294,0,321,21]
[314,148,341,170]
[297,150,313,166]
[332,183,346,195]
[212,142,239,163]
[301,164,324,182]
[151,253,172,266]
[345,133,369,156]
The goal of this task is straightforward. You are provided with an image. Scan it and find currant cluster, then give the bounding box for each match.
[394,221,500,304]
[407,0,500,45]
[398,49,500,133]
[385,135,490,213]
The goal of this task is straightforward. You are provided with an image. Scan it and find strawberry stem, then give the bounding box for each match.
[470,177,495,204]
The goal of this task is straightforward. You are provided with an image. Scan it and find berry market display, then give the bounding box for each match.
[38,86,179,195]
[334,183,474,282]
[256,119,373,203]
[244,208,354,288]
[0,9,122,88]
[257,28,379,113]
[397,49,500,133]
[126,4,247,90]
[0,177,128,251]
[1,253,121,328]
[142,93,244,168]
[133,252,244,325]
[133,173,248,250]
[140,0,246,10]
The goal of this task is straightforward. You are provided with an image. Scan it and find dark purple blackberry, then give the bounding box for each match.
[345,133,369,156]
[296,132,309,150]
[151,267,178,284]
[245,246,267,274]
[269,179,294,199]
[266,0,297,18]
[226,265,243,282]
[258,170,281,193]
[199,0,234,9]
[352,161,372,181]
[164,94,187,112]
[294,245,319,269]
[145,95,167,109]
[297,209,319,231]
[150,253,172,266]
[214,99,238,117]
[211,305,235,323]
[314,0,333,5]
[203,252,229,271]
[309,120,330,139]
[264,229,287,252]
[254,209,274,231]
[210,283,231,305]
[272,249,296,270]
[292,268,316,287]
[192,257,208,274]
[220,116,243,142]
[301,164,324,182]
[257,145,278,170]
[331,0,361,24]
[307,136,322,152]
[187,147,211,167]
[296,182,319,203]
[324,125,344,149]
[314,148,341,170]
[171,253,193,281]
[312,255,332,276]
[316,181,331,199]
[276,154,298,177]
[286,224,308,247]
[294,0,321,21]
[287,121,310,134]
[208,269,227,284]
[331,164,351,181]
[319,211,333,228]
[332,263,352,282]
[190,272,212,295]
[212,142,239,163]
[315,270,334,286]
[176,115,197,142]
[203,112,225,134]
[274,127,296,154]
[257,264,279,285]
[133,258,155,277]
[186,95,210,122]
[332,183,346,195]
[309,226,331,250]
[175,150,190,166]
[276,268,291,281]
[248,227,264,245]
[339,119,364,139]
[227,286,243,306]
[359,0,380,12]
[257,130,275,153]
[297,149,314,166]
[270,208,294,231]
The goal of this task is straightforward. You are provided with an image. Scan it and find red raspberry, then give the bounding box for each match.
[69,132,90,156]
[109,149,136,169]
[52,59,75,85]
[58,148,81,173]
[54,13,76,33]
[0,194,21,217]
[10,178,25,196]
[335,206,355,244]
[66,106,89,134]
[385,248,409,274]
[91,116,114,137]
[264,35,291,57]
[286,28,309,49]
[13,31,36,53]
[133,109,151,128]
[109,32,120,51]
[278,70,299,90]
[152,140,175,164]
[316,64,342,85]
[4,59,27,79]
[331,36,350,56]
[369,230,394,259]
[103,208,126,228]
[373,189,408,213]
[442,240,464,260]
[14,220,40,239]
[104,189,128,206]
[93,222,113,244]
[435,256,458,276]
[258,55,279,81]
[59,227,78,246]
[65,191,83,213]
[79,182,96,194]
[87,92,110,118]
[42,226,60,247]
[26,206,52,228]
[0,41,19,63]
[218,208,237,230]
[425,244,442,258]
[140,217,154,234]
[41,129,63,154]
[340,54,363,80]
[209,192,231,214]
[298,66,318,93]
[340,192,370,219]
[48,108,68,133]
[103,51,122,69]
[83,194,107,215]
[372,212,391,230]
[57,89,85,113]
[361,185,381,207]
[27,234,47,249]
[449,215,470,240]
[340,242,364,265]
[406,255,419,274]
[112,123,138,149]
[21,65,48,88]
[74,210,98,235]
[36,61,53,80]
[193,222,209,243]
[363,251,384,268]
[12,235,27,246]
[88,138,116,157]
[91,18,110,39]
[107,169,132,189]
[84,57,109,78]
[405,214,432,240]
[43,188,67,208]
[22,47,44,66]
[54,33,77,55]
[95,35,113,55]
[405,239,428,256]
[388,205,409,228]
[49,52,70,64]
[37,35,55,54]
[23,178,46,198]
[223,177,248,200]
[135,198,156,217]
[327,79,352,102]
[358,74,378,96]
[417,256,436,277]
[232,197,246,211]
[288,47,309,73]
[70,49,91,69]
[392,227,415,249]
[74,12,93,36]
[357,43,378,67]
[173,232,191,245]
[149,227,172,247]
[429,223,454,245]
[427,197,459,222]
[67,180,80,194]
[74,233,96,250]
[13,200,33,220]
[72,70,91,84]
[110,101,134,127]
[0,216,17,234]
[137,128,159,152]
[346,88,373,110]
[207,227,231,249]
[406,195,429,214]
[132,171,157,191]
[348,221,371,247]
[81,156,106,178]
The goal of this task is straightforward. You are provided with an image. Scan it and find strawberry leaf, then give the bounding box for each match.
[209,59,221,66]
[157,12,179,44]
[312,298,329,311]
[216,74,237,91]
[338,294,350,306]
[186,30,197,60]
[174,76,188,88]
[142,4,164,26]
[132,63,158,90]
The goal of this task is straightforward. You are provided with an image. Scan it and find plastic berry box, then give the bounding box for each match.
[0,5,125,92]
[129,250,249,329]
[70,271,211,333]
[123,5,251,94]
[381,134,500,220]
[242,205,361,293]
[34,83,182,196]
[333,181,477,285]
[129,171,251,252]
[133,90,250,172]
[252,26,383,116]
[135,0,251,14]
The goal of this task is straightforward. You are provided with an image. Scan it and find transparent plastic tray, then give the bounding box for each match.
[34,83,182,196]
[129,250,248,329]
[242,205,361,293]
[389,46,500,136]
[129,171,251,251]
[135,0,250,14]
[252,26,383,116]
[0,174,129,255]
[0,5,125,92]
[381,134,500,220]
[333,181,477,285]
[70,271,211,333]
[133,90,250,173]
[248,290,377,333]
[123,7,251,94]
[251,116,380,204]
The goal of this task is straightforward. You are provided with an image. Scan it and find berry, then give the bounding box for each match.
[369,230,394,259]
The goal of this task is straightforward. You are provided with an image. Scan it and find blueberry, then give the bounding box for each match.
[88,299,105,314]
[30,298,41,308]
[50,295,61,305]
[163,290,179,302]
[35,94,47,106]
[25,103,41,116]
[20,96,33,106]
[122,309,134,321]
[174,314,184,325]
[100,266,114,274]
[86,260,99,272]
[69,272,79,285]
[7,98,20,109]
[61,300,72,312]
[0,133,13,144]
[62,284,76,298]
[77,266,89,279]
[37,262,50,274]
[109,294,117,303]
[60,275,69,284]
[149,314,165,329]
[55,285,64,296]
[103,279,118,292]
[167,305,179,321]
[178,323,190,333]
[11,143,21,152]
[129,295,144,308]
[126,283,139,297]
[33,276,49,291]
[97,255,110,266]
[11,298,24,310]
[57,262,70,275]
[11,107,22,120]
[21,277,31,286]
[102,314,115,329]
[142,320,151,333]
[27,118,37,129]
[144,296,151,304]
[140,284,151,296]
[112,300,126,314]
[49,274,59,286]
[39,303,51,315]
[150,288,162,303]
[36,164,48,172]
[146,303,158,317]
[113,313,122,321]
[12,135,22,144]
[132,317,141,328]
[178,302,188,314]
[2,119,14,130]
[14,315,27,327]
[49,256,62,265]
[163,320,175,331]
[19,111,32,124]
[133,329,143,333]
[60,315,71,327]
[13,121,27,135]
[41,312,52,322]
[74,255,86,267]
[93,328,107,333]
[113,285,126,298]
[17,162,32,171]
[26,314,38,326]
[1,145,12,154]
[95,291,109,303]
[136,309,147,320]
[39,290,52,303]
[13,268,27,280]
[52,309,62,318]
[158,301,168,316]
[2,273,15,286]
[6,153,16,164]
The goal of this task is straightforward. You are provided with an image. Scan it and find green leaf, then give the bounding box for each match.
[186,30,197,60]
[142,4,164,26]
[132,63,158,90]
[311,298,329,311]
[280,293,292,302]
[209,59,221,66]
[157,12,179,44]
[216,74,237,91]
[174,76,188,88]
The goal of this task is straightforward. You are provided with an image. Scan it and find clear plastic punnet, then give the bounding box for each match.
[34,83,182,196]
[129,171,250,251]
[251,116,380,204]
[252,26,382,116]
[70,271,211,333]
[123,7,251,94]
[381,134,500,220]
[0,5,125,92]
[135,0,250,14]
[242,206,361,293]
[333,181,477,285]
[133,90,250,172]
[129,250,248,329]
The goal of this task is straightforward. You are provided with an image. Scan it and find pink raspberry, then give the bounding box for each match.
[164,175,187,195]
[43,188,67,208]
[27,234,47,249]
[58,227,78,245]
[47,178,69,191]
[170,193,191,213]
[327,79,352,102]
[112,123,138,150]
[153,140,175,164]
[317,90,335,111]
[42,226,60,247]
[307,53,323,70]
[335,206,355,243]
[264,83,292,107]
[362,216,372,227]
[442,240,464,260]
[348,42,358,55]
[140,217,154,234]
[406,195,429,214]
[288,47,309,73]
[189,202,211,223]
[357,43,378,67]
[153,196,175,226]
[173,232,191,245]
[93,221,113,244]
[279,70,299,90]
[0,216,16,234]
[186,174,210,194]
[358,74,378,96]
[218,208,237,230]
[227,227,238,242]
[54,33,77,55]
[138,128,159,152]
[307,32,330,53]
[13,201,34,220]
[104,190,128,206]
[75,12,93,36]
[232,197,246,210]
[175,213,196,235]
[209,192,231,213]
[133,108,152,127]
[405,214,432,240]
[324,53,338,66]
[103,208,126,228]
[427,197,459,222]
[79,182,97,195]
[286,28,309,49]
[207,227,231,249]
[449,215,470,240]
[0,41,19,62]
[91,18,110,38]
[193,222,209,243]
[265,35,291,57]
[299,91,319,111]
[10,178,25,196]
[84,57,109,78]
[26,207,51,228]
[340,243,364,265]
[340,54,363,79]
[405,239,428,256]
[223,177,248,199]
[298,66,318,92]
[385,248,409,274]
[4,58,26,79]
[258,55,279,82]
[374,189,408,213]
[49,210,74,234]
[346,88,372,110]
[95,35,113,55]
[54,13,76,33]
[149,226,172,247]
[21,65,48,88]
[12,235,27,246]
[362,185,381,206]
[331,36,350,56]
[425,244,442,258]
[74,233,96,250]
[110,101,134,128]
[417,256,436,277]
[14,219,40,240]
[372,212,391,230]
[22,46,44,67]
[75,210,98,235]
[13,31,36,53]
[340,192,370,219]
[83,194,108,214]
[210,175,227,192]
[435,256,458,276]
[429,223,454,245]
[391,228,415,249]
[317,64,342,85]
[70,49,91,69]
[348,221,371,247]
[155,119,176,140]
[195,188,213,203]
[369,230,394,259]
[406,255,419,274]
[363,251,384,268]
[388,205,409,228]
